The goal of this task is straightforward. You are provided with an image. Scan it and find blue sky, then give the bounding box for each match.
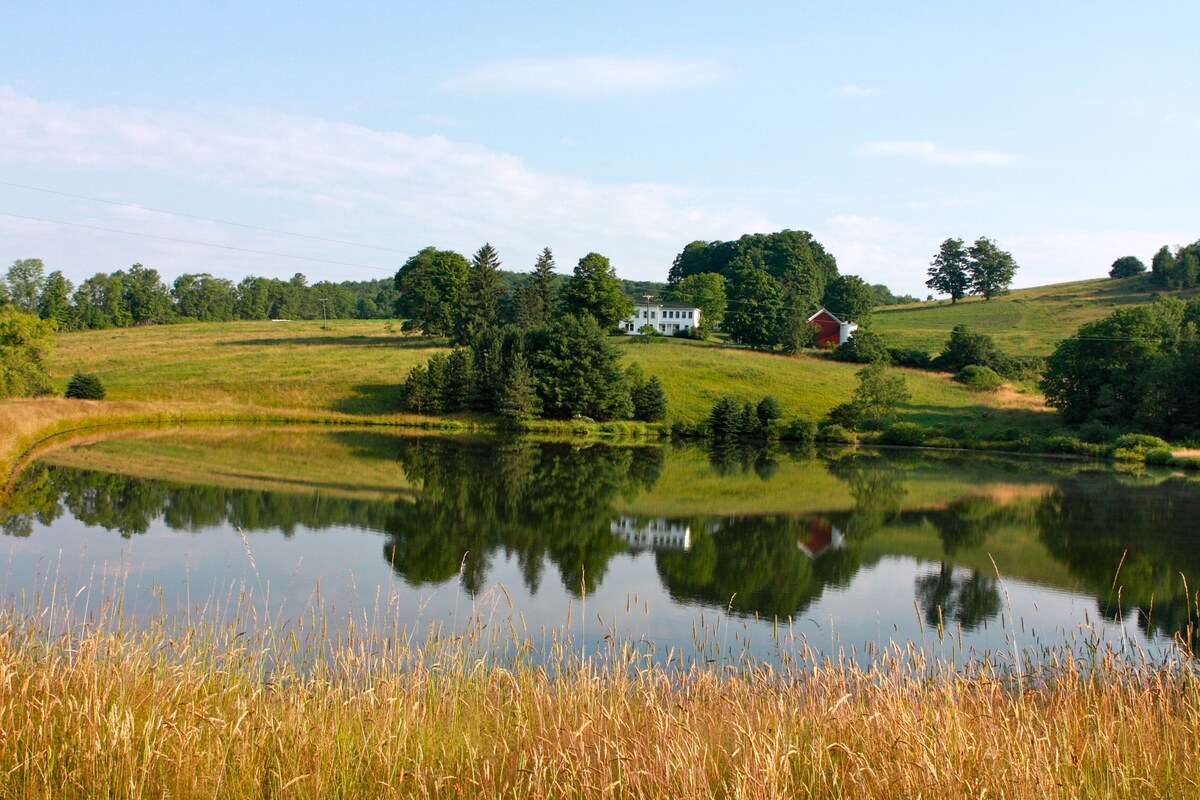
[1,1,1196,296]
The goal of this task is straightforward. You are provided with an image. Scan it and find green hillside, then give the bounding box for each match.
[44,319,1053,436]
[873,274,1198,357]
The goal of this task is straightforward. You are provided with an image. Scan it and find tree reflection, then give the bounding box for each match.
[914,563,1001,631]
[1036,473,1200,647]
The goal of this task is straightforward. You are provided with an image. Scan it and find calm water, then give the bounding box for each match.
[2,428,1199,666]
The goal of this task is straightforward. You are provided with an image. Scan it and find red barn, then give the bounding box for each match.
[807,308,859,349]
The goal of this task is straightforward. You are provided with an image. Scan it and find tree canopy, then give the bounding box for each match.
[967,237,1018,300]
[1042,298,1200,433]
[1109,255,1147,279]
[925,238,970,304]
[394,247,470,335]
[558,252,633,331]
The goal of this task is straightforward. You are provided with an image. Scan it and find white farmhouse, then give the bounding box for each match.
[621,300,702,335]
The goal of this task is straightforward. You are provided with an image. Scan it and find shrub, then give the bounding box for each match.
[1114,433,1171,454]
[817,424,857,444]
[880,422,927,447]
[888,348,933,369]
[65,372,106,400]
[923,436,961,449]
[1144,448,1176,466]
[955,365,1005,391]
[781,419,817,445]
[1077,421,1116,444]
[826,401,864,429]
[833,328,890,364]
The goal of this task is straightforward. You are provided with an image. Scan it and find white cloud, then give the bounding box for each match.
[862,140,1017,166]
[833,84,879,97]
[443,57,724,96]
[0,87,758,283]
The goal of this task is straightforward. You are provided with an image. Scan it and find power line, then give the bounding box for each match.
[0,179,414,256]
[0,211,396,273]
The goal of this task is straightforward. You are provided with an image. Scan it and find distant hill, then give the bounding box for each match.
[873,275,1199,357]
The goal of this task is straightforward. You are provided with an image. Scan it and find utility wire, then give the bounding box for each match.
[0,179,413,256]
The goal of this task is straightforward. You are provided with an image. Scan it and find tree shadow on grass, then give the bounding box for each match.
[219,335,445,349]
[332,384,401,415]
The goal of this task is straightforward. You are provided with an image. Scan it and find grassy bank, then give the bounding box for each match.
[1,599,1197,799]
[874,274,1200,357]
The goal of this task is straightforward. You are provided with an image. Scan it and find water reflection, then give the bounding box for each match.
[2,431,1199,657]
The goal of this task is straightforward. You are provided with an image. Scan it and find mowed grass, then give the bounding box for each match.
[45,319,1054,436]
[48,319,445,415]
[874,274,1200,357]
[615,336,1052,432]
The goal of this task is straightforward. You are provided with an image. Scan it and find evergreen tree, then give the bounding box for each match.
[514,247,561,329]
[443,348,476,412]
[925,238,970,304]
[529,313,632,419]
[455,243,504,344]
[496,351,541,422]
[708,396,741,440]
[631,374,667,421]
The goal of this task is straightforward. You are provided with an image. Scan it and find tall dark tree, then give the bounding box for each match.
[558,252,633,331]
[1150,245,1176,285]
[823,274,874,325]
[454,243,505,344]
[394,247,470,336]
[925,238,970,304]
[967,237,1018,300]
[514,248,561,329]
[528,313,632,420]
[722,266,783,348]
[116,263,174,324]
[37,271,74,328]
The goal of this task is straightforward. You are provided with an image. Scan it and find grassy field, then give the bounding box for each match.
[38,317,1056,431]
[873,274,1199,357]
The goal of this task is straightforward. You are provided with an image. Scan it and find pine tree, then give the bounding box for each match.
[455,243,504,344]
[496,351,541,422]
[631,375,668,421]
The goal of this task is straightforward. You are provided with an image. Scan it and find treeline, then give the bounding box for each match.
[668,230,876,351]
[1149,240,1200,290]
[0,258,399,330]
[1042,296,1200,438]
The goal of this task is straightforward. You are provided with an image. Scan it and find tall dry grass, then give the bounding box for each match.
[1,577,1198,800]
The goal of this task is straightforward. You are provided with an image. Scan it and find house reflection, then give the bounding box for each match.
[611,516,693,551]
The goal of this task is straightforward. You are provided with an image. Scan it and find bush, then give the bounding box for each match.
[1077,421,1116,444]
[65,372,106,400]
[880,422,927,447]
[923,436,961,449]
[888,348,933,369]
[955,365,1005,392]
[781,418,817,445]
[826,401,864,429]
[833,328,890,364]
[1113,433,1171,454]
[817,424,856,444]
[1144,448,1176,466]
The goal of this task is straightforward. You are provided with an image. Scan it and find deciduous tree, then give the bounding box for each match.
[394,247,470,336]
[967,237,1018,300]
[925,239,970,304]
[558,252,633,331]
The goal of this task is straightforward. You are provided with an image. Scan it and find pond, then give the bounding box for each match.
[2,427,1198,668]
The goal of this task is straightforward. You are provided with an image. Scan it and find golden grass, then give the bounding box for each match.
[1,593,1198,799]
